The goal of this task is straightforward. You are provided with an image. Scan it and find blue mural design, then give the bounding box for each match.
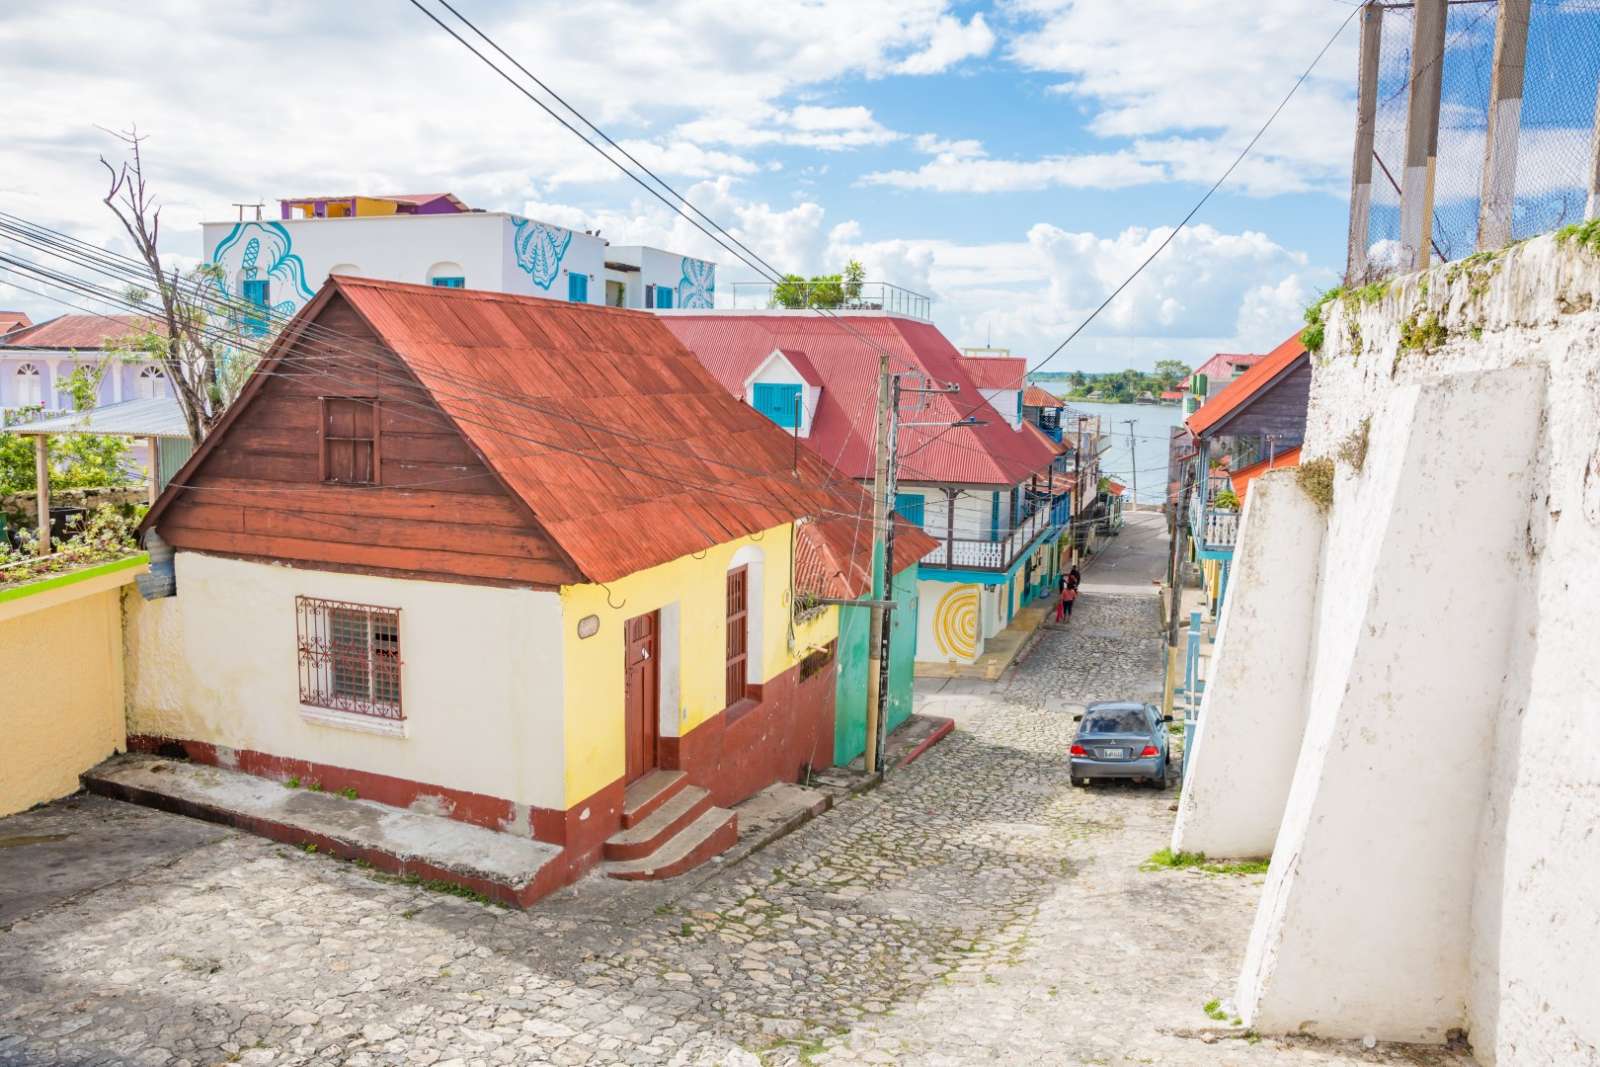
[511,217,573,290]
[677,257,715,309]
[208,221,315,324]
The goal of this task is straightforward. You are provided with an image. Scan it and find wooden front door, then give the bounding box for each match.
[623,611,660,784]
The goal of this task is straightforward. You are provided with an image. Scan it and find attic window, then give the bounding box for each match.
[321,397,380,485]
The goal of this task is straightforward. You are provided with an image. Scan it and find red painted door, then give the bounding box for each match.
[624,612,660,783]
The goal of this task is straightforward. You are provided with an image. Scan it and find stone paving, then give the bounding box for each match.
[0,586,1474,1067]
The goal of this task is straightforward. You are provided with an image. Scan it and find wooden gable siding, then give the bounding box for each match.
[1206,359,1311,443]
[156,295,581,588]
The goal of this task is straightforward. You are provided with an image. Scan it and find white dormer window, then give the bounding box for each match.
[743,348,822,438]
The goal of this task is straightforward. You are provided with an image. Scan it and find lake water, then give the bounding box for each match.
[1056,400,1185,507]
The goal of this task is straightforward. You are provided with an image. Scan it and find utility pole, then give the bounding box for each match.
[863,352,894,775]
[1478,0,1532,251]
[1399,0,1448,271]
[1347,1,1383,281]
[1122,418,1139,509]
[871,374,902,772]
[1072,415,1087,564]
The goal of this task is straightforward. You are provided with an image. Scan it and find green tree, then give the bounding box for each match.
[769,260,865,309]
[1153,359,1191,390]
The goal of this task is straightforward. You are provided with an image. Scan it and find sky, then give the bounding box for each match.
[0,0,1377,372]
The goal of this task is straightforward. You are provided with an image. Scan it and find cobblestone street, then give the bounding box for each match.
[0,522,1470,1067]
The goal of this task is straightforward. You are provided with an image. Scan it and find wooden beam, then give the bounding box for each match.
[1348,2,1384,282]
[1400,0,1448,270]
[1588,79,1600,221]
[34,436,49,555]
[1477,0,1531,251]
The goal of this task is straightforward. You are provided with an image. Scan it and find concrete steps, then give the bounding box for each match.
[602,806,738,882]
[603,784,713,861]
[621,769,688,829]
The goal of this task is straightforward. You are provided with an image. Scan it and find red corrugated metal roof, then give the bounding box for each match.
[794,513,934,600]
[1193,352,1262,381]
[961,356,1027,390]
[1,314,154,349]
[776,348,824,387]
[1230,446,1302,502]
[662,315,1057,488]
[323,277,894,584]
[0,312,32,336]
[1105,479,1127,496]
[1187,332,1308,436]
[1023,385,1063,408]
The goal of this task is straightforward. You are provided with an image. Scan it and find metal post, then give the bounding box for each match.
[863,352,893,775]
[1478,0,1531,251]
[792,393,801,474]
[147,436,161,505]
[33,436,50,554]
[1073,415,1086,563]
[872,375,902,772]
[1122,418,1140,507]
[1587,81,1600,221]
[1400,0,1448,271]
[1348,2,1384,281]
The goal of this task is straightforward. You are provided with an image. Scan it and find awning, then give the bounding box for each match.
[9,397,189,439]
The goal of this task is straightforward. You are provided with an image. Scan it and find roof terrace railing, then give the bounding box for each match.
[728,281,932,321]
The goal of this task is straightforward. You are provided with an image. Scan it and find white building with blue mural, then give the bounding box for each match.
[201,194,715,328]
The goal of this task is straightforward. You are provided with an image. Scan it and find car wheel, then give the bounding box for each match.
[1071,776,1087,787]
[1150,768,1167,790]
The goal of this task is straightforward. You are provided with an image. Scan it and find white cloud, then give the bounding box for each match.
[892,13,996,75]
[861,150,1165,193]
[677,104,901,151]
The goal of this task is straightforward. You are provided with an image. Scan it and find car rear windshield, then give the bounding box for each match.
[1082,710,1147,735]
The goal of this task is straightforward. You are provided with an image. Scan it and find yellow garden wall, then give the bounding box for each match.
[559,523,837,807]
[0,561,141,816]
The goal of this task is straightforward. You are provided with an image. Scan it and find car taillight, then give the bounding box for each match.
[1070,744,1087,756]
[1139,745,1159,757]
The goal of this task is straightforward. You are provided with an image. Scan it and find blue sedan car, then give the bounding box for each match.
[1069,701,1172,789]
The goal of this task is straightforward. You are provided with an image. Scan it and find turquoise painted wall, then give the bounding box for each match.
[833,563,921,765]
[833,603,870,765]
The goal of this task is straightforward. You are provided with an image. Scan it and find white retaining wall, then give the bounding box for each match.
[1219,233,1600,1064]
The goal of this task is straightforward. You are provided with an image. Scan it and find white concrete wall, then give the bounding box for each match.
[744,353,820,437]
[1223,233,1600,1063]
[978,387,1022,429]
[916,578,980,664]
[124,551,567,813]
[1171,470,1323,859]
[606,245,716,310]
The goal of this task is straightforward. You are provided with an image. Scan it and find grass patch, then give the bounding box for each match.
[1336,417,1371,473]
[338,787,358,801]
[1398,310,1448,354]
[1144,848,1270,876]
[1203,998,1228,1021]
[1556,218,1600,256]
[1299,286,1344,353]
[1296,458,1335,512]
[283,776,300,789]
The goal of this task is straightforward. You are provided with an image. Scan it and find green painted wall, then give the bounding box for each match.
[832,563,922,765]
[833,602,870,765]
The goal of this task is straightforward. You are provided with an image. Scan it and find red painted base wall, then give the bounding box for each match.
[122,643,838,903]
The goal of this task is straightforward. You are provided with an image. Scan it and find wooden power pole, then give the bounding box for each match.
[1588,81,1600,221]
[1348,1,1383,282]
[1400,0,1448,271]
[1122,419,1140,508]
[863,352,893,775]
[1478,0,1531,251]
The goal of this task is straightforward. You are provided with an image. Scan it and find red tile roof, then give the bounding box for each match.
[662,315,1057,488]
[960,356,1027,390]
[1,314,154,350]
[1023,385,1064,408]
[170,277,901,585]
[1187,332,1309,437]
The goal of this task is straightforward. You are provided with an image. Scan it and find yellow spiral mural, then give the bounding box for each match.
[933,584,979,660]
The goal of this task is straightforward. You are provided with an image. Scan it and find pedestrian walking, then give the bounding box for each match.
[1055,581,1068,622]
[1062,582,1078,619]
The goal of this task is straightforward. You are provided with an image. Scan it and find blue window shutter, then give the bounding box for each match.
[241,278,270,336]
[751,383,801,428]
[568,274,589,302]
[656,287,674,309]
[431,276,465,289]
[893,493,925,529]
[989,492,1000,540]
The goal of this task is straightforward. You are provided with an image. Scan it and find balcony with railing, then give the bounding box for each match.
[727,280,932,322]
[1188,489,1238,553]
[919,505,1053,572]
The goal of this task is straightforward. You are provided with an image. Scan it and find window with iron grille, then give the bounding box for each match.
[725,566,748,707]
[296,596,402,719]
[321,397,380,485]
